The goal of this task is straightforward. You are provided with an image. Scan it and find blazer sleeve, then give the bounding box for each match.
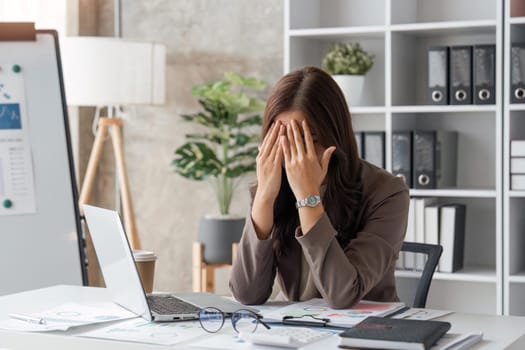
[229,213,277,305]
[296,185,409,309]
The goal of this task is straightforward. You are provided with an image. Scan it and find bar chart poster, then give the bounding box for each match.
[0,63,36,215]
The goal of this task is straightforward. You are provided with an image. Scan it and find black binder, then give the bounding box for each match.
[413,131,458,189]
[450,46,473,105]
[392,131,412,187]
[427,46,449,105]
[363,132,385,169]
[473,44,495,105]
[439,204,466,273]
[511,44,525,103]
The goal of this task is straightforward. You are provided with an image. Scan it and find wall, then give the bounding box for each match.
[82,0,284,293]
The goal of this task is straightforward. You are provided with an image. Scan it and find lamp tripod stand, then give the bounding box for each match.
[78,116,141,250]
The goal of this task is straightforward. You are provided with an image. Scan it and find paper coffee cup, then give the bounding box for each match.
[133,250,157,293]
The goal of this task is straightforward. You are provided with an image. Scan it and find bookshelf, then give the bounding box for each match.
[284,0,503,314]
[504,0,525,316]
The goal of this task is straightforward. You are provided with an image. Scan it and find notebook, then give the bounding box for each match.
[338,316,451,350]
[82,204,256,322]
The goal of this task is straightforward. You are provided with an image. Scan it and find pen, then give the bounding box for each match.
[8,313,47,325]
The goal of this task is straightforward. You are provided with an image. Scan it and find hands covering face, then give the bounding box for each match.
[280,120,336,200]
[256,119,336,203]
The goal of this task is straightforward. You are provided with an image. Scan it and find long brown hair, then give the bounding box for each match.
[261,66,363,255]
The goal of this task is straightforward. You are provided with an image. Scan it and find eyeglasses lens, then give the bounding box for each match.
[232,309,259,333]
[199,307,224,333]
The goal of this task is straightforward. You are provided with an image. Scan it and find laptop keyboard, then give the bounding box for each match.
[147,295,201,315]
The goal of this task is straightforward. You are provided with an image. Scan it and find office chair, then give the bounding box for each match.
[398,242,443,308]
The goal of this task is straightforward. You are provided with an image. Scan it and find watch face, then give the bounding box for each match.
[307,195,319,206]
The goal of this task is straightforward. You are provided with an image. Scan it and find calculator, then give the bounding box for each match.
[239,326,333,348]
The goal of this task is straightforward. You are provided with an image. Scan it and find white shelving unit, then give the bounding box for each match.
[285,0,503,314]
[504,0,525,316]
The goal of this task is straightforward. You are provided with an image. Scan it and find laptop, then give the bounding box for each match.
[82,204,257,322]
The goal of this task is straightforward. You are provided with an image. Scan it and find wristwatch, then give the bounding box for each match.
[295,194,321,209]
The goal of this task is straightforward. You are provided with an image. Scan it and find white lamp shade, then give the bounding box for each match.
[60,36,166,106]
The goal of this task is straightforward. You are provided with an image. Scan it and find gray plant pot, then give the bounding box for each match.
[198,215,245,264]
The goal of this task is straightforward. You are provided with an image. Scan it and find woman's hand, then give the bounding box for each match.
[255,121,285,203]
[281,120,336,201]
[251,121,285,240]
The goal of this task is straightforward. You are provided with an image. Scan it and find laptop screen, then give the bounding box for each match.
[82,204,152,321]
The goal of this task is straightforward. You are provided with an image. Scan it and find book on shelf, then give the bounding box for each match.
[413,131,458,190]
[439,204,467,273]
[401,198,417,270]
[427,46,449,106]
[354,132,363,158]
[511,45,525,104]
[392,131,413,187]
[338,316,451,350]
[398,200,467,274]
[401,198,437,271]
[450,46,473,105]
[261,298,405,329]
[415,198,437,270]
[510,140,525,157]
[424,204,442,247]
[473,44,495,105]
[363,131,385,169]
[511,157,525,174]
[511,174,525,190]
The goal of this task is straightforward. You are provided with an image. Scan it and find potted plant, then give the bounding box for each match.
[322,42,374,106]
[172,72,267,264]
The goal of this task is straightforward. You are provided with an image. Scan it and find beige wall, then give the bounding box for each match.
[80,0,283,293]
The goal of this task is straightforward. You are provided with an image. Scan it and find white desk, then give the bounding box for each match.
[0,285,524,349]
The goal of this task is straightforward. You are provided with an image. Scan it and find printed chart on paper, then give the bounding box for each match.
[0,63,36,215]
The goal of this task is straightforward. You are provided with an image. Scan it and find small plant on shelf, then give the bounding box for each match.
[322,42,374,76]
[322,42,374,106]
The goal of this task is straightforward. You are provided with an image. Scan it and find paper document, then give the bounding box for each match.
[391,308,453,320]
[0,302,137,332]
[261,298,405,328]
[80,318,205,346]
[432,331,483,350]
[189,333,256,350]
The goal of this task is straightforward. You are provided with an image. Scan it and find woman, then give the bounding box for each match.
[229,66,409,309]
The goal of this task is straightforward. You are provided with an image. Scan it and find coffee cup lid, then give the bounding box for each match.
[132,249,157,262]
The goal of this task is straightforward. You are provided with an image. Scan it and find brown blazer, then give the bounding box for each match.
[229,160,409,309]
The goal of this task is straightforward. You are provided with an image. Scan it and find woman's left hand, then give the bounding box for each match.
[280,120,336,200]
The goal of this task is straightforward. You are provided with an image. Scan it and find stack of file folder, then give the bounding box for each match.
[428,45,495,105]
[355,131,385,169]
[392,130,458,189]
[510,140,525,189]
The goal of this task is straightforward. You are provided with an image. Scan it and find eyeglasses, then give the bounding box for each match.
[198,307,271,333]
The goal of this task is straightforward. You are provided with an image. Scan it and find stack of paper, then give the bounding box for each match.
[0,302,137,332]
[432,331,483,350]
[79,318,205,346]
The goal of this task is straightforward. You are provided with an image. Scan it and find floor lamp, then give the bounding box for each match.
[61,37,166,250]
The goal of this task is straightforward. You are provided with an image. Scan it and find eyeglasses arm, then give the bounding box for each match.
[257,317,272,330]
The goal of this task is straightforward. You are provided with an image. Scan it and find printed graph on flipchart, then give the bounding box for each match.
[0,64,36,215]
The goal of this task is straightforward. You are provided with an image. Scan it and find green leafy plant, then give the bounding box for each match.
[172,72,267,215]
[322,42,374,75]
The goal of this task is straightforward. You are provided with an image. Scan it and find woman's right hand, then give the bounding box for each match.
[255,121,285,203]
[251,121,284,240]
